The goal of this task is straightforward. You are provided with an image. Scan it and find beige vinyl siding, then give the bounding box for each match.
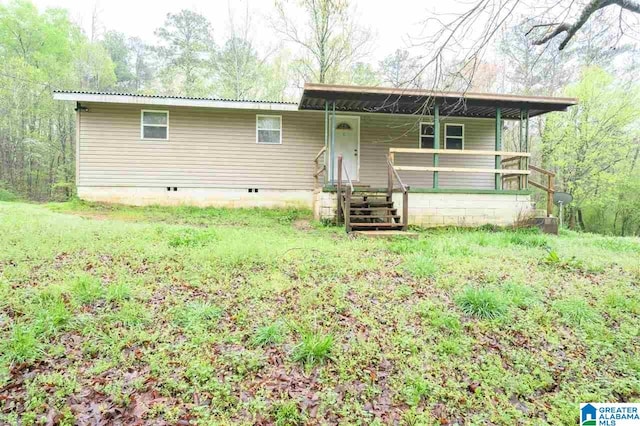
[78,103,324,190]
[79,103,496,191]
[356,113,495,189]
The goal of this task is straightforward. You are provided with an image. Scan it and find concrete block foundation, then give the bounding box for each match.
[77,186,313,209]
[314,191,534,228]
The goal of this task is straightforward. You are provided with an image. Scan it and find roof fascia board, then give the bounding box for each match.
[53,92,298,111]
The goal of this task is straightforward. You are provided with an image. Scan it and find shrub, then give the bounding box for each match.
[292,332,334,366]
[456,287,507,319]
[0,188,18,202]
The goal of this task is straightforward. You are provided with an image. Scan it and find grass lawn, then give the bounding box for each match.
[1,200,639,425]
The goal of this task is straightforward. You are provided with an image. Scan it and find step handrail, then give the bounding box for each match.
[502,162,556,217]
[313,146,327,189]
[387,156,408,193]
[527,165,555,217]
[387,155,409,231]
[336,155,355,229]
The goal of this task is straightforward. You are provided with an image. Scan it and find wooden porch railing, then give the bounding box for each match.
[502,157,555,217]
[313,146,327,190]
[387,154,409,231]
[388,148,531,176]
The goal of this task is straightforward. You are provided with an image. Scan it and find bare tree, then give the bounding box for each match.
[531,0,640,50]
[378,49,423,88]
[271,0,371,84]
[90,2,103,43]
[410,0,639,93]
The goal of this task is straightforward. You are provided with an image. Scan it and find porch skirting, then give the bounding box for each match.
[77,186,313,208]
[313,191,534,227]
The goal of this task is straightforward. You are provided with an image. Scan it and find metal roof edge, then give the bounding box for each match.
[52,91,299,111]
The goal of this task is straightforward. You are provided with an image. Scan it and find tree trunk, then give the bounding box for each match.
[577,208,586,231]
[569,206,576,229]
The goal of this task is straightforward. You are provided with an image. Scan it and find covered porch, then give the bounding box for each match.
[303,83,576,232]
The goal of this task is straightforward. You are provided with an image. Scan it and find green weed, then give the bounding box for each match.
[402,254,437,279]
[292,332,334,366]
[172,301,222,331]
[106,280,134,302]
[252,322,286,347]
[168,227,219,247]
[401,374,431,406]
[554,298,600,326]
[272,398,305,426]
[68,274,103,305]
[2,324,41,363]
[456,287,508,319]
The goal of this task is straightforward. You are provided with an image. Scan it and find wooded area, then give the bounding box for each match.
[0,0,638,235]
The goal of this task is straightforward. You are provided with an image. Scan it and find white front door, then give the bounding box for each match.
[332,116,359,182]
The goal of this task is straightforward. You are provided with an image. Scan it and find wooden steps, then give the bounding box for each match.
[339,189,409,233]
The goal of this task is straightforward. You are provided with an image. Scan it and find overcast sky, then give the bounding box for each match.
[28,0,452,62]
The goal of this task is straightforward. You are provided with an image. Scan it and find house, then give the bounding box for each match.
[581,403,597,425]
[53,83,576,234]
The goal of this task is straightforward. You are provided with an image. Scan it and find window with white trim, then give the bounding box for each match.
[419,122,435,149]
[256,115,282,144]
[141,110,169,140]
[445,123,464,150]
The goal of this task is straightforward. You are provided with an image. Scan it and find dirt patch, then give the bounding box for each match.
[293,219,313,231]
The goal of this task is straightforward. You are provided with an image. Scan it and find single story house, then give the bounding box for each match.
[53,84,576,234]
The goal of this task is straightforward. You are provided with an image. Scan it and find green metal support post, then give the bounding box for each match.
[518,109,524,189]
[324,101,329,185]
[330,101,336,185]
[433,104,440,189]
[495,107,502,190]
[524,109,529,189]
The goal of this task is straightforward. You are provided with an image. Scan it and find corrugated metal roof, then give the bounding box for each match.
[302,83,578,106]
[52,90,297,105]
[299,83,578,119]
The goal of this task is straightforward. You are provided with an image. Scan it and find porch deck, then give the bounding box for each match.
[304,83,573,234]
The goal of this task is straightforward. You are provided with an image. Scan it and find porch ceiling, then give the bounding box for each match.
[299,83,577,119]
